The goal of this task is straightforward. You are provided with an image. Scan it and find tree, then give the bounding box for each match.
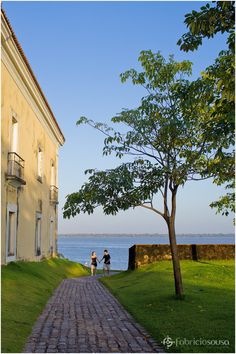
[178,1,235,218]
[63,51,221,299]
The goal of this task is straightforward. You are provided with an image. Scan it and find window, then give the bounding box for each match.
[50,161,55,186]
[10,117,18,152]
[37,147,43,182]
[49,217,54,256]
[6,204,17,262]
[35,213,42,256]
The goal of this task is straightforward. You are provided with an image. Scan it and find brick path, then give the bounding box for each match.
[24,276,164,353]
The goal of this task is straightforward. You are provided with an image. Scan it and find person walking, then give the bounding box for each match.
[90,251,99,276]
[100,249,111,276]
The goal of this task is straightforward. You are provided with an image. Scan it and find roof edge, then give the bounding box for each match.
[1,8,65,144]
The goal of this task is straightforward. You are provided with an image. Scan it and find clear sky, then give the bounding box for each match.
[3,0,234,234]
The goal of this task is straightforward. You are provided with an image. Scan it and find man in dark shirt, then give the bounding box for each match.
[100,249,111,276]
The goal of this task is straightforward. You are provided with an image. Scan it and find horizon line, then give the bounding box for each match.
[58,233,234,236]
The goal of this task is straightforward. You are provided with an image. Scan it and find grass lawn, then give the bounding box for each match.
[101,260,235,353]
[1,258,89,353]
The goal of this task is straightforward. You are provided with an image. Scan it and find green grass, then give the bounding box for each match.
[101,260,235,353]
[1,258,89,353]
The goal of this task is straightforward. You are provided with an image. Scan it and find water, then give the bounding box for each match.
[58,234,235,271]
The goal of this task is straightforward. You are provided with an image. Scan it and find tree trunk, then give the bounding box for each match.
[165,187,184,299]
[167,218,184,299]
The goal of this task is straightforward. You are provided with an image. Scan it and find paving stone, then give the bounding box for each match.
[24,275,164,353]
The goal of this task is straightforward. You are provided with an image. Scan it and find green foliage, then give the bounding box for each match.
[64,160,163,217]
[177,2,234,52]
[101,260,235,353]
[1,259,89,353]
[64,51,219,221]
[178,1,235,217]
[210,181,235,217]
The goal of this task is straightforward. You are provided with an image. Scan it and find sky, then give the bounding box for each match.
[3,0,234,234]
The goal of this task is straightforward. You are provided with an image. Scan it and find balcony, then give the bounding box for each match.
[6,152,26,188]
[50,185,58,204]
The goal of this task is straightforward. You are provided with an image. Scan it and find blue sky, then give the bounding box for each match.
[3,1,234,234]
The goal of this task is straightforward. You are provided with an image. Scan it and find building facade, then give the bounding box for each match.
[1,10,65,264]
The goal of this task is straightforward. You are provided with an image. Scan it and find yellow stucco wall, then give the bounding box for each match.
[1,16,64,263]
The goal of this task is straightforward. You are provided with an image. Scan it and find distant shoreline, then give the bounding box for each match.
[58,233,234,237]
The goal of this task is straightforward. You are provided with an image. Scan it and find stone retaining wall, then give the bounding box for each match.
[128,244,235,270]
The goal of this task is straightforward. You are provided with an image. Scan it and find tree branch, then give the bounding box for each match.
[140,204,164,218]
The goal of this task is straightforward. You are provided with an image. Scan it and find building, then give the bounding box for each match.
[1,9,65,264]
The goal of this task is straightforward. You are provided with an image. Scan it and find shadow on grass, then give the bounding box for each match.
[101,260,235,353]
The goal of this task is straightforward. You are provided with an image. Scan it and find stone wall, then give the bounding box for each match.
[128,244,235,270]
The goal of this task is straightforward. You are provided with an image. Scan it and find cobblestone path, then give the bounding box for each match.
[24,276,164,353]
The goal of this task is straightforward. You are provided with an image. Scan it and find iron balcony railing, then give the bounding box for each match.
[7,152,25,181]
[50,185,58,204]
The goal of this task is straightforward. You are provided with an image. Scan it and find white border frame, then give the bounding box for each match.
[6,203,17,263]
[35,212,42,256]
[49,216,54,254]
